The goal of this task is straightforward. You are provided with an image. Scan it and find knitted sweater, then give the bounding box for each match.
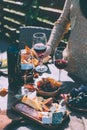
[47,0,87,83]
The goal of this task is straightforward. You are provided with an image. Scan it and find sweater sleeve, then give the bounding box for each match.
[47,0,71,53]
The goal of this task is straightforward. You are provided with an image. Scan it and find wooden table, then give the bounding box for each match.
[0,62,87,130]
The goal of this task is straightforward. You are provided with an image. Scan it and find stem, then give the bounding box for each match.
[38,55,43,66]
[38,56,44,71]
[59,69,61,81]
[24,75,27,85]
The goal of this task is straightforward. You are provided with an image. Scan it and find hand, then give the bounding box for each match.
[43,45,52,58]
[63,47,68,59]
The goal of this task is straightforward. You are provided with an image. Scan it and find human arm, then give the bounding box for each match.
[46,0,71,55]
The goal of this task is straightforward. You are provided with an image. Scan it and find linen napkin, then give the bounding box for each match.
[65,116,87,130]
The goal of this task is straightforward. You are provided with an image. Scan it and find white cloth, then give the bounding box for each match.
[65,116,87,130]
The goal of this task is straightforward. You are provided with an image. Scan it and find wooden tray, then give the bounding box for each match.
[12,101,69,129]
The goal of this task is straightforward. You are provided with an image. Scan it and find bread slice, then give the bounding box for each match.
[21,96,43,111]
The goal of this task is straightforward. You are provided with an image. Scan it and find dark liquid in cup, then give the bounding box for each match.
[33,43,46,54]
[21,64,33,75]
[55,59,68,69]
[21,64,34,84]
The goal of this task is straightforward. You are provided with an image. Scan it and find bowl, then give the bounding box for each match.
[36,77,62,98]
[36,88,60,98]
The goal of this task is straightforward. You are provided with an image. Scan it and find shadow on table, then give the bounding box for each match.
[68,73,87,86]
[57,81,80,95]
